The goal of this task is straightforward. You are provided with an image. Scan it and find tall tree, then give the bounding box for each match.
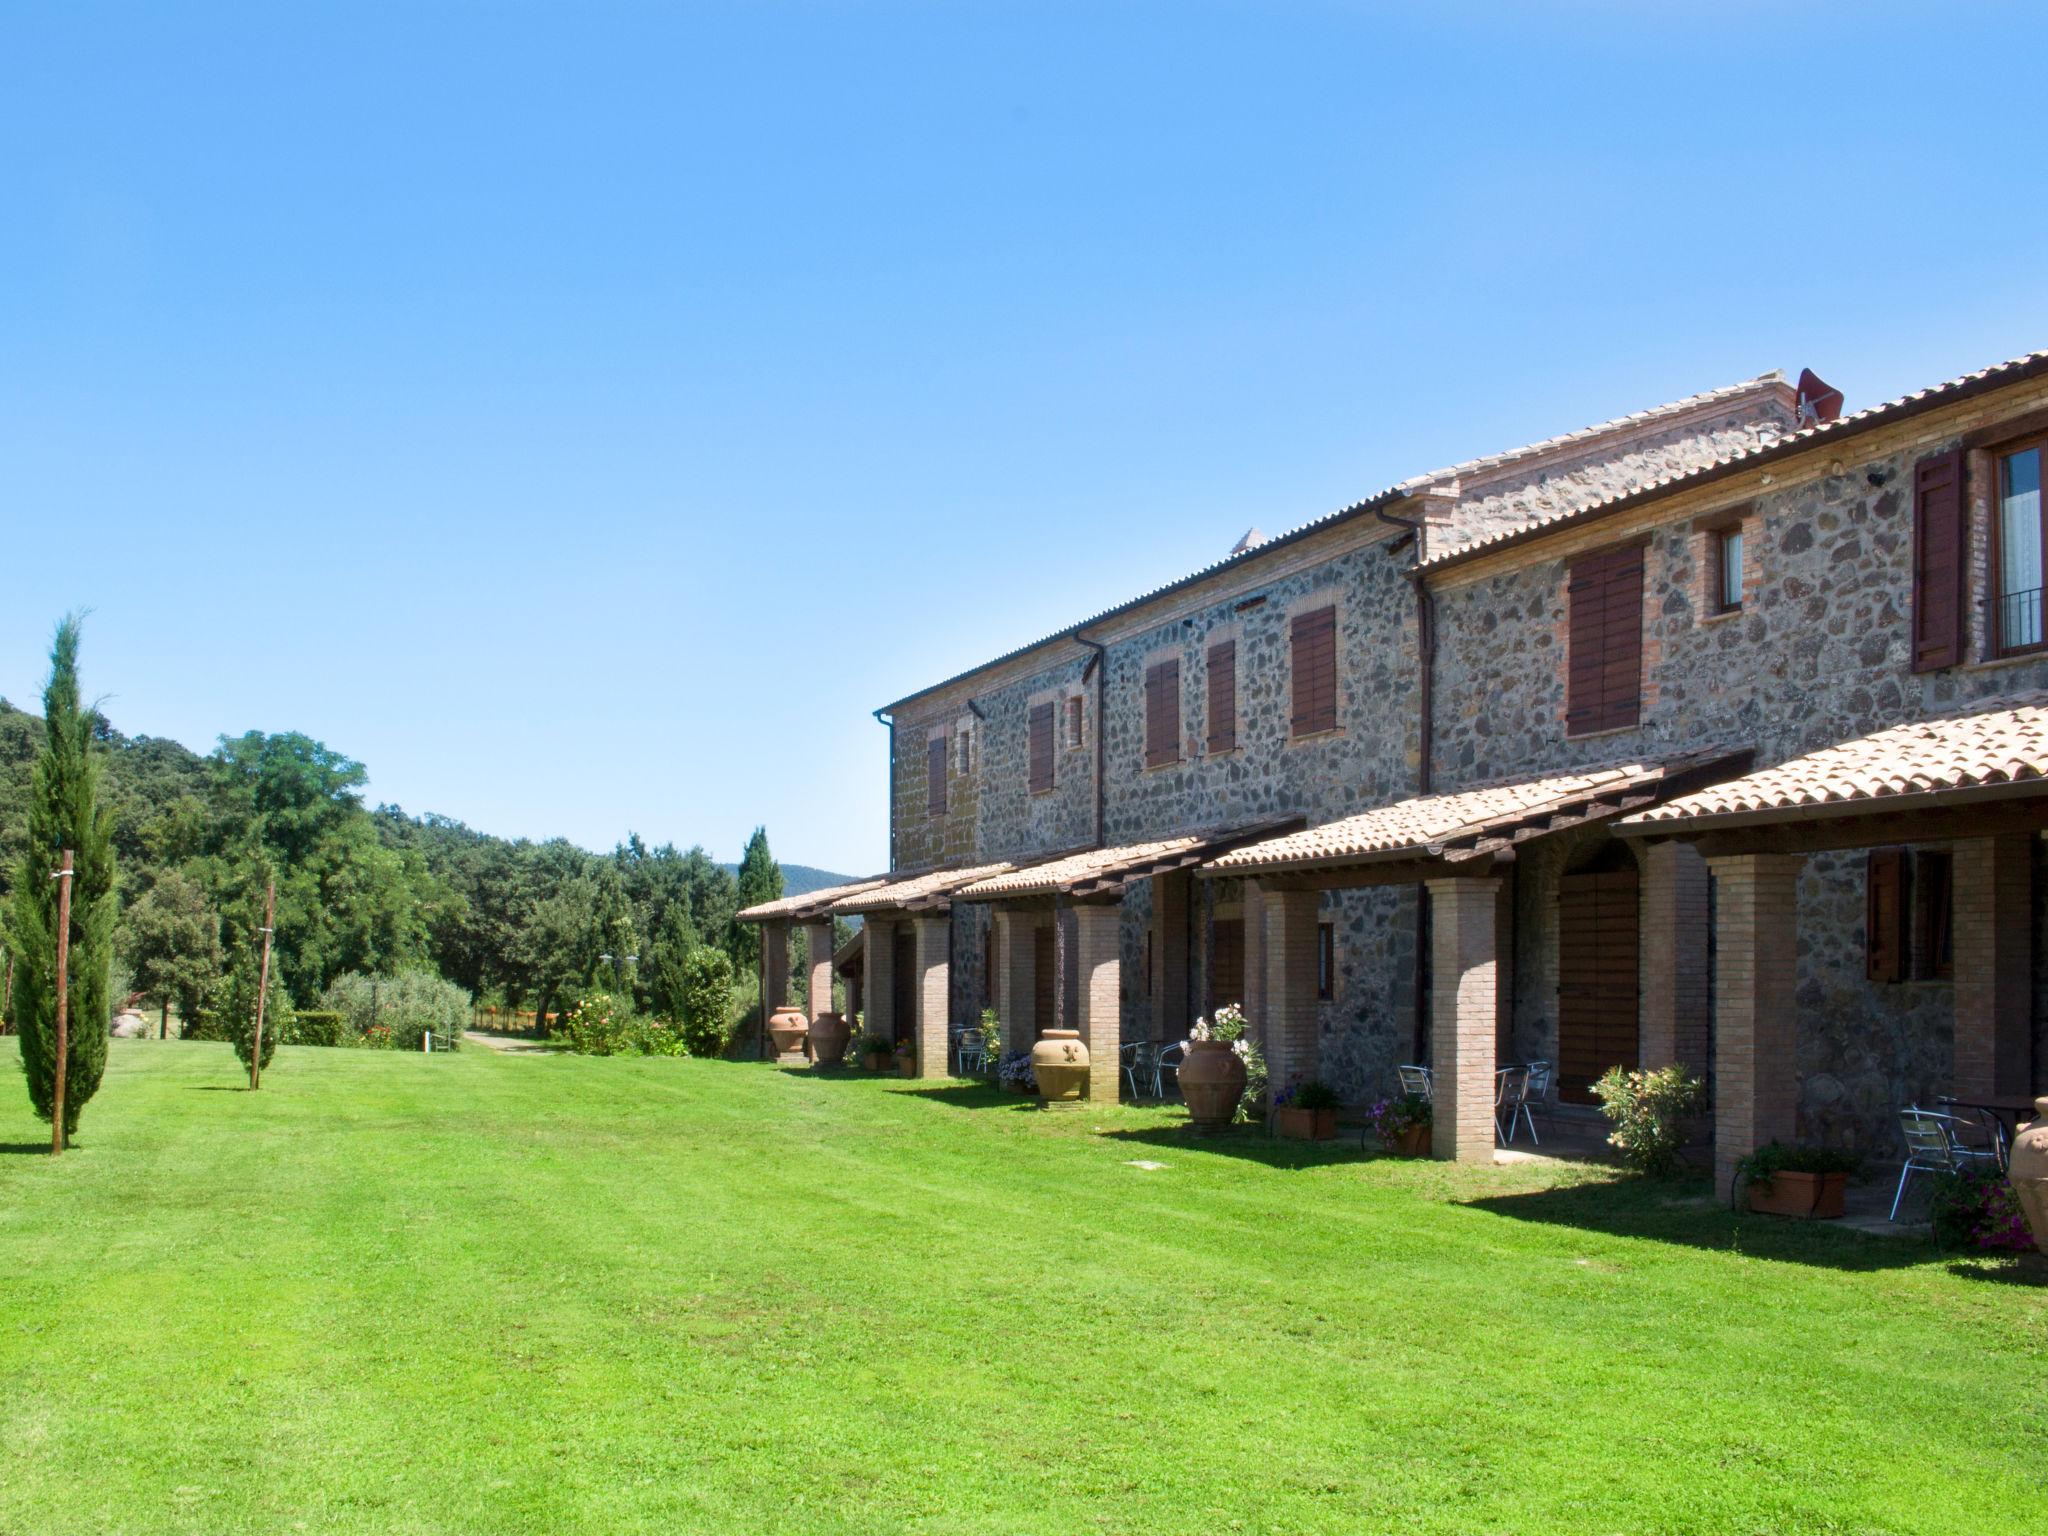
[119,870,222,1037]
[642,899,698,1021]
[9,617,117,1144]
[729,827,783,971]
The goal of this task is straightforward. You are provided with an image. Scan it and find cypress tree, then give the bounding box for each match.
[10,617,117,1145]
[728,827,783,970]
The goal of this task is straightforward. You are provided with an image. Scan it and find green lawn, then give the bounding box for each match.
[0,1041,2040,1534]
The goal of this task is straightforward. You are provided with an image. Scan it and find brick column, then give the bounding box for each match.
[914,915,951,1079]
[1073,903,1123,1100]
[1243,881,1267,1032]
[1152,872,1189,1046]
[1639,841,1711,1078]
[866,917,897,1045]
[997,909,1037,1052]
[1953,834,2033,1098]
[802,921,836,1022]
[1707,854,1803,1195]
[1263,888,1320,1094]
[1426,876,1499,1163]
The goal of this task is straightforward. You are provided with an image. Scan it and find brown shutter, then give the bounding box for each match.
[1211,918,1245,1011]
[1290,606,1337,736]
[1028,703,1055,793]
[1145,658,1180,768]
[926,736,947,816]
[1567,545,1643,735]
[1206,640,1237,754]
[1911,849,1953,981]
[1911,448,1966,672]
[1866,847,1906,982]
[1556,866,1640,1102]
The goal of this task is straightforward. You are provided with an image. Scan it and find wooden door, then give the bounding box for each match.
[892,929,916,1046]
[1557,867,1639,1103]
[1033,925,1056,1036]
[1211,918,1245,1014]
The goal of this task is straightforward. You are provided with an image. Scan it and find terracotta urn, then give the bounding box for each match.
[766,1005,810,1064]
[1031,1029,1089,1107]
[2008,1099,2048,1253]
[809,1012,851,1067]
[1180,1039,1247,1134]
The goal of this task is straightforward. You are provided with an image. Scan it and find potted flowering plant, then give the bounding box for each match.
[1274,1078,1340,1141]
[1736,1142,1860,1218]
[895,1039,917,1078]
[1365,1093,1432,1156]
[996,1050,1036,1094]
[859,1032,894,1071]
[1930,1164,2037,1252]
[1182,1003,1252,1134]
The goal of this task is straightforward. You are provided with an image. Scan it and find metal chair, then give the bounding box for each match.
[947,1023,968,1075]
[1495,1065,1537,1145]
[1154,1040,1188,1101]
[1933,1097,2011,1172]
[956,1028,988,1078]
[1396,1064,1433,1101]
[1120,1040,1155,1101]
[1891,1107,1966,1221]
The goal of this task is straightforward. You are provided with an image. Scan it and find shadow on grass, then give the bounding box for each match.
[1095,1123,1380,1169]
[901,1083,1044,1113]
[1944,1254,2048,1286]
[0,1142,54,1155]
[1465,1177,1937,1273]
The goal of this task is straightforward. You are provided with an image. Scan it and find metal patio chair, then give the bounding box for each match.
[1891,1107,1967,1221]
[1495,1065,1537,1145]
[1154,1039,1188,1101]
[956,1027,989,1078]
[1120,1040,1155,1101]
[1933,1097,2011,1172]
[1395,1064,1433,1102]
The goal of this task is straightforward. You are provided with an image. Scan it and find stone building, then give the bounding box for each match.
[742,347,2048,1183]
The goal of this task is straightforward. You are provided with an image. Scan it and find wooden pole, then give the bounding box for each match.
[250,880,275,1091]
[51,850,73,1155]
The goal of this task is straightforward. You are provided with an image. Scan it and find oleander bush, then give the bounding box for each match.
[1591,1064,1705,1177]
[678,948,735,1058]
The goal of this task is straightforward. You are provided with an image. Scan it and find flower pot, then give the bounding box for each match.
[1001,1076,1035,1095]
[1394,1123,1432,1158]
[860,1051,891,1072]
[1276,1106,1337,1142]
[896,1051,917,1079]
[766,1005,810,1065]
[809,1013,851,1067]
[1747,1170,1848,1219]
[1030,1029,1089,1107]
[1180,1039,1247,1134]
[2007,1098,2048,1252]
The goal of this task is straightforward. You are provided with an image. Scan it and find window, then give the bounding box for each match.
[1206,640,1237,754]
[1144,658,1180,768]
[956,728,972,777]
[1065,694,1083,750]
[1713,526,1744,613]
[926,736,947,817]
[1911,448,1966,671]
[1290,606,1337,737]
[1912,850,1954,981]
[1028,703,1055,793]
[1997,442,2045,654]
[1565,544,1644,736]
[1316,922,1334,1001]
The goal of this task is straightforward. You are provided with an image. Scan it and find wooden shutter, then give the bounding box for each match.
[926,736,947,816]
[1912,849,1953,981]
[891,928,916,1044]
[1566,545,1644,736]
[1145,658,1180,768]
[1556,867,1640,1103]
[1211,918,1245,1011]
[1866,847,1907,982]
[1911,448,1966,672]
[1028,703,1055,792]
[1032,925,1056,1033]
[1206,640,1237,754]
[1290,606,1337,736]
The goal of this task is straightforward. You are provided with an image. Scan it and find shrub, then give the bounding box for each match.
[1279,1078,1341,1111]
[997,1050,1036,1091]
[561,991,633,1056]
[1591,1064,1704,1176]
[1930,1164,2036,1252]
[321,972,470,1052]
[631,1015,688,1057]
[861,1032,897,1060]
[1363,1092,1432,1149]
[678,948,735,1058]
[1735,1141,1861,1187]
[286,1010,350,1048]
[221,949,293,1075]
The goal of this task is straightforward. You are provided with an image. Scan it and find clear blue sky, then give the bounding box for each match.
[6,2,2045,875]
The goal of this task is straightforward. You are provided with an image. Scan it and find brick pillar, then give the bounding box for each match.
[1152,871,1189,1046]
[802,921,836,1023]
[1639,841,1711,1077]
[914,915,950,1079]
[1953,834,2033,1098]
[997,909,1037,1052]
[1427,877,1499,1163]
[1074,903,1122,1100]
[1707,853,1803,1196]
[1242,879,1266,1031]
[1263,888,1320,1094]
[866,917,897,1045]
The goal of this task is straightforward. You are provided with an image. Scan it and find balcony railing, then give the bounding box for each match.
[1998,586,2044,653]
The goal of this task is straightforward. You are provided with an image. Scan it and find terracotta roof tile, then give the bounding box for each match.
[954,816,1302,902]
[831,861,1018,916]
[737,877,889,924]
[1626,695,2048,827]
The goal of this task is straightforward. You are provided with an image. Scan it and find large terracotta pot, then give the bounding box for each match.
[1747,1171,1847,1219]
[1180,1039,1247,1134]
[861,1050,892,1072]
[896,1048,917,1079]
[809,1012,851,1067]
[766,1005,810,1065]
[2008,1099,2048,1252]
[1395,1123,1432,1158]
[1031,1029,1089,1107]
[1276,1106,1337,1142]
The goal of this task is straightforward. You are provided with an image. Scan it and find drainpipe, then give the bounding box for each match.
[873,707,895,871]
[1074,635,1108,849]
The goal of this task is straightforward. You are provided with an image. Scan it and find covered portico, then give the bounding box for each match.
[1621,696,2048,1194]
[952,819,1299,1101]
[1205,749,1747,1162]
[734,877,888,1055]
